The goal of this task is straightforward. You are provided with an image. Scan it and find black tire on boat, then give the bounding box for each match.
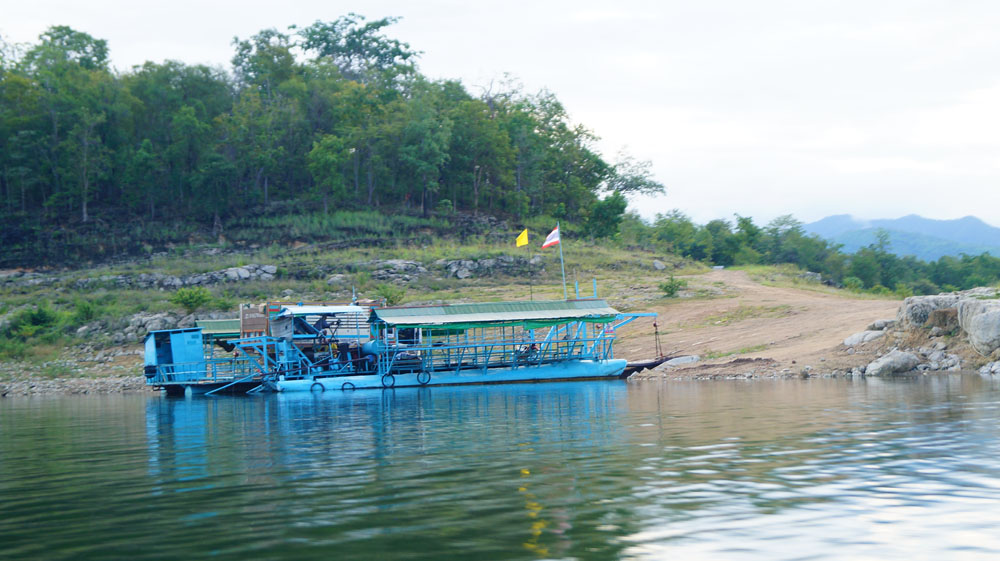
[341,382,355,391]
[417,371,431,385]
[381,374,396,388]
[310,382,325,393]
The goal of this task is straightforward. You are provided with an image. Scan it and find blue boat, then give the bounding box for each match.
[143,299,653,395]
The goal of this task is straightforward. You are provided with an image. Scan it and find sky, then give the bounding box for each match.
[3,0,1000,227]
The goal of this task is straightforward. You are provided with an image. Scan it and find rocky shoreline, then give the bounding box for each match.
[634,285,1000,380]
[5,279,1000,396]
[0,374,153,397]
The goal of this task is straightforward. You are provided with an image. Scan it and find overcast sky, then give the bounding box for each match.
[4,0,1000,226]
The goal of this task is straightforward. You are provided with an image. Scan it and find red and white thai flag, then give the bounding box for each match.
[542,225,560,248]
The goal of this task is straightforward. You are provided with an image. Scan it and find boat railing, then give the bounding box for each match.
[148,356,256,385]
[376,333,615,376]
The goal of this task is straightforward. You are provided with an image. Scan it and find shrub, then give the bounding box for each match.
[0,304,68,360]
[73,298,99,324]
[843,277,864,292]
[374,283,406,306]
[435,199,453,214]
[169,287,212,315]
[213,292,237,312]
[659,276,687,297]
[870,284,892,295]
[893,283,914,299]
[354,271,373,291]
[7,305,61,339]
[0,337,27,359]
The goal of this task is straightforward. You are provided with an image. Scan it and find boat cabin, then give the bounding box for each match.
[366,299,624,377]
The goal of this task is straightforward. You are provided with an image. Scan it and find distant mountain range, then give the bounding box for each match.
[802,214,1000,261]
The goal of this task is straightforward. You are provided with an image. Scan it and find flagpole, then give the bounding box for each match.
[557,221,568,300]
[527,242,533,301]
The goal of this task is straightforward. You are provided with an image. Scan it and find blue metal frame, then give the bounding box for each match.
[143,309,656,393]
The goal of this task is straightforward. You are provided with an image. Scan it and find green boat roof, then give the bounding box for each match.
[370,299,619,329]
[195,318,241,336]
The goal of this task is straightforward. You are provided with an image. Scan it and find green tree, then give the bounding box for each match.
[397,88,452,217]
[169,287,212,315]
[588,190,627,239]
[296,14,419,84]
[606,150,665,196]
[306,133,350,212]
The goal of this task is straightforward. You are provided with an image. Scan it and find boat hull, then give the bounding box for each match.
[275,359,628,392]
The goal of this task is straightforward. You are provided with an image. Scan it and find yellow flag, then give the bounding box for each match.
[515,229,528,247]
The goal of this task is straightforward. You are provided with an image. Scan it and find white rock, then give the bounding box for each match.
[843,330,885,347]
[958,299,1000,356]
[868,319,896,331]
[866,350,920,376]
[665,355,700,366]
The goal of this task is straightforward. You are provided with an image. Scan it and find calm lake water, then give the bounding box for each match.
[3,376,1000,560]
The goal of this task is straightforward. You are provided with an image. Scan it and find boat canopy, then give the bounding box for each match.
[195,319,241,338]
[369,299,619,330]
[275,304,369,317]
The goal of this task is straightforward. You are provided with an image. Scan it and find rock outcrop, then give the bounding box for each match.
[894,289,1000,357]
[68,264,278,290]
[958,299,1000,356]
[435,256,538,279]
[897,295,961,328]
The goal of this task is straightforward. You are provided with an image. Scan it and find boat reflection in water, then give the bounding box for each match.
[137,375,1000,560]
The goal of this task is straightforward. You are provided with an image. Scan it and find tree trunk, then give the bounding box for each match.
[353,151,360,199]
[366,151,376,206]
[472,161,482,216]
[420,175,427,218]
[81,129,90,223]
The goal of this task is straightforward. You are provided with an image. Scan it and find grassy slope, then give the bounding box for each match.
[0,227,699,374]
[3,212,909,379]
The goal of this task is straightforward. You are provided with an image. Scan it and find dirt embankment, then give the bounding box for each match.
[617,269,901,379]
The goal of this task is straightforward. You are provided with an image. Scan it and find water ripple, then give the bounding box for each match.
[4,376,1000,559]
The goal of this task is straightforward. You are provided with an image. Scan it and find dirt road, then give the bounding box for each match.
[615,269,900,377]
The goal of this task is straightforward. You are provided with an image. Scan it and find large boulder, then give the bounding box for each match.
[865,350,920,376]
[897,295,961,328]
[957,299,1000,355]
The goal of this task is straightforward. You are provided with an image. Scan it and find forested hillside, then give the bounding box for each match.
[0,16,662,265]
[3,16,1000,297]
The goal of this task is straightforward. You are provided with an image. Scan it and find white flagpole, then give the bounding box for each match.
[557,221,568,300]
